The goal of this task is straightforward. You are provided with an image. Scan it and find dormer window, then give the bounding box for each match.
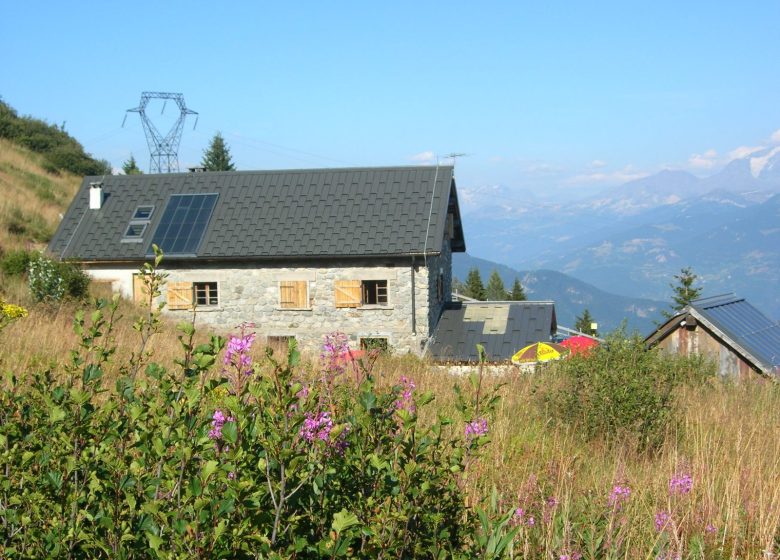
[132,205,154,220]
[124,222,148,238]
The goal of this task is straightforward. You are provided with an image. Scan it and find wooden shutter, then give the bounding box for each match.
[167,282,193,310]
[133,274,148,304]
[334,280,361,308]
[280,281,308,308]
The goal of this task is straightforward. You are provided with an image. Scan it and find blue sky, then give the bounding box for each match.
[2,0,779,200]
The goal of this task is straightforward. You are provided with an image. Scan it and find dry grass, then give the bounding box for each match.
[1,291,779,557]
[0,138,80,252]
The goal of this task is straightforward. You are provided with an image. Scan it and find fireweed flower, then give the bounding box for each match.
[608,484,632,508]
[705,523,717,535]
[669,472,693,495]
[300,411,334,442]
[465,418,489,441]
[655,510,671,532]
[321,331,350,374]
[223,322,256,377]
[209,409,226,440]
[299,411,350,454]
[394,376,416,413]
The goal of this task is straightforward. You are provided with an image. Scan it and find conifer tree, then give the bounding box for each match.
[464,267,486,301]
[201,132,236,171]
[509,277,526,301]
[662,266,702,318]
[121,154,143,175]
[485,269,507,300]
[575,308,597,336]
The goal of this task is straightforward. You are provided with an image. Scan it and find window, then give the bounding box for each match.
[132,205,155,220]
[436,273,444,302]
[279,280,310,309]
[124,222,147,239]
[334,279,389,308]
[360,337,389,353]
[363,280,388,305]
[166,281,218,310]
[194,282,218,306]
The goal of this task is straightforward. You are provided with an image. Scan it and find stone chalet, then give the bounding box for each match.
[48,166,465,354]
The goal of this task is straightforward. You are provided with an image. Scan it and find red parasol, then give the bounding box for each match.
[560,336,599,357]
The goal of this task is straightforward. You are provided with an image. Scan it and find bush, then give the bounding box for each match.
[0,248,33,276]
[27,254,64,301]
[544,332,709,451]
[59,260,90,299]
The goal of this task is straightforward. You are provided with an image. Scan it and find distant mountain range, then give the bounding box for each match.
[459,146,780,322]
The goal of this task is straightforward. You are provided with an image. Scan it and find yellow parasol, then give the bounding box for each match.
[511,342,569,365]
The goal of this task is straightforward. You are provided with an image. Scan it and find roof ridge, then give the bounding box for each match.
[86,164,455,180]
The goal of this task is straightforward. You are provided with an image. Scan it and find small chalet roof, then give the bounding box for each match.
[427,301,557,363]
[647,294,780,375]
[49,166,465,262]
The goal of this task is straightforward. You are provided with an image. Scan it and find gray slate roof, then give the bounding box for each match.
[689,294,780,374]
[427,301,557,363]
[49,166,465,261]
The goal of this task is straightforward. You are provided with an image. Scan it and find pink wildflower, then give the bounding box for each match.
[608,484,632,508]
[394,376,416,413]
[669,472,693,495]
[655,510,671,532]
[223,322,256,377]
[465,418,489,440]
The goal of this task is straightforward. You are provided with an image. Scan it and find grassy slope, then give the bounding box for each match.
[0,137,80,253]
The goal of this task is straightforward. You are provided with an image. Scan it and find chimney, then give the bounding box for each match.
[89,182,103,210]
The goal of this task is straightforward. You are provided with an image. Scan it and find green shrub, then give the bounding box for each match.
[59,260,90,300]
[544,332,709,451]
[0,248,33,276]
[27,254,64,301]
[27,254,90,302]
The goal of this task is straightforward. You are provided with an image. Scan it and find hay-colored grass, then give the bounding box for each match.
[1,285,779,557]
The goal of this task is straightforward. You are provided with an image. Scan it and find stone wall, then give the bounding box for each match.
[85,258,445,355]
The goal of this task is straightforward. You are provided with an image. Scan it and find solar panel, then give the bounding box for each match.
[148,193,218,256]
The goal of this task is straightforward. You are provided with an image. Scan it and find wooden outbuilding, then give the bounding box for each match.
[645,294,780,378]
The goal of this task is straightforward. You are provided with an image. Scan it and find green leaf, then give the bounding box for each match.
[201,460,219,482]
[49,406,66,423]
[359,390,376,411]
[82,364,103,384]
[216,498,235,516]
[146,532,162,551]
[189,475,202,497]
[221,421,238,444]
[331,509,360,534]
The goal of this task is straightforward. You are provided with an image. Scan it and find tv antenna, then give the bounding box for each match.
[123,92,198,173]
[442,152,470,167]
